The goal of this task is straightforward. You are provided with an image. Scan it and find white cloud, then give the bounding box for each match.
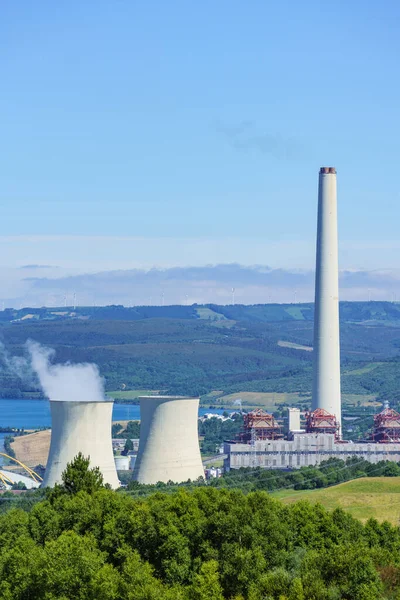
[0,263,400,307]
[0,234,399,306]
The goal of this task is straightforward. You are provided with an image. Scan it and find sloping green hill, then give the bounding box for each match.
[1,302,400,402]
[274,477,400,524]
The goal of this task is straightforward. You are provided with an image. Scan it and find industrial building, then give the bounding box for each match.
[225,432,400,469]
[224,168,400,471]
[114,455,130,471]
[133,395,204,484]
[42,400,119,489]
[225,406,400,469]
[112,438,139,453]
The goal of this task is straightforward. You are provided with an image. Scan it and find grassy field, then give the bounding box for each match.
[107,390,158,400]
[341,394,378,406]
[342,363,384,377]
[284,306,306,320]
[202,391,377,411]
[273,477,400,525]
[109,389,307,409]
[213,391,307,410]
[278,340,312,352]
[11,430,51,467]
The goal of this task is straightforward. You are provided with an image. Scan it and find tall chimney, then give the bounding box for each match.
[312,167,341,431]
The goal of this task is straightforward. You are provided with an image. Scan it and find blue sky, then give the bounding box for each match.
[1,0,400,271]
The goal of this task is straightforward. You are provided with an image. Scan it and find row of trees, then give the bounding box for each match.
[218,457,400,492]
[123,457,400,497]
[198,413,243,454]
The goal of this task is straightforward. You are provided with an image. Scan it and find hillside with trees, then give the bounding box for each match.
[0,302,400,401]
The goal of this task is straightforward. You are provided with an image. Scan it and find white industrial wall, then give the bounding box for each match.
[287,408,301,432]
[225,434,400,469]
[133,396,204,484]
[114,455,130,471]
[312,168,342,430]
[42,400,119,489]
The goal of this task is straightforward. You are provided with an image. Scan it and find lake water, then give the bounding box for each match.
[0,399,226,430]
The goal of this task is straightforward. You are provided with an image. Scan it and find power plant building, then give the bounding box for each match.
[224,405,400,470]
[42,400,119,489]
[225,431,400,470]
[133,396,204,484]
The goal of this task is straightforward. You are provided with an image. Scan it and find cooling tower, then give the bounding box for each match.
[133,396,204,484]
[312,167,342,431]
[42,400,119,489]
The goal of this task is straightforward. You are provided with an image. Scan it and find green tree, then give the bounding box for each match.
[288,577,304,600]
[190,560,224,600]
[11,481,27,490]
[122,438,134,455]
[383,462,400,476]
[3,436,15,458]
[38,531,106,600]
[59,452,104,495]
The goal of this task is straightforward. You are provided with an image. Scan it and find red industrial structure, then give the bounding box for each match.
[305,408,339,438]
[372,408,400,443]
[238,409,283,442]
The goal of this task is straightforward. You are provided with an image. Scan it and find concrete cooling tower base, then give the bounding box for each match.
[133,396,204,484]
[42,400,119,489]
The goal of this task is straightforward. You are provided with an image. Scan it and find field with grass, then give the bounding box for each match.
[273,477,400,525]
[214,391,307,410]
[277,340,312,351]
[204,390,376,411]
[108,389,158,401]
[342,393,378,406]
[342,362,385,377]
[11,430,51,468]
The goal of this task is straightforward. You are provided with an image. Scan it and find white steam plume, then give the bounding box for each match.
[0,341,32,381]
[27,340,106,402]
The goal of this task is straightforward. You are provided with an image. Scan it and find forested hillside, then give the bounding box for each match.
[2,476,400,599]
[0,302,400,401]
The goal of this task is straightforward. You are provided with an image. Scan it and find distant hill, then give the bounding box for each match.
[1,302,400,403]
[2,300,400,324]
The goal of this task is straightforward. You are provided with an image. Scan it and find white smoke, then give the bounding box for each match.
[26,341,106,402]
[0,341,32,381]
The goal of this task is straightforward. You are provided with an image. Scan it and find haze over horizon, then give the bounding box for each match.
[2,263,400,308]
